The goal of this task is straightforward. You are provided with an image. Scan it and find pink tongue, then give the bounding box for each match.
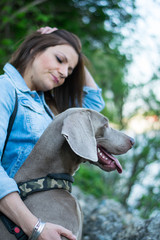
[99,147,123,174]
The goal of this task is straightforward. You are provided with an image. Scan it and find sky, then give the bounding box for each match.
[121,0,160,117]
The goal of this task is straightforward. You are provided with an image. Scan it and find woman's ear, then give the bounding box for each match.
[61,110,98,162]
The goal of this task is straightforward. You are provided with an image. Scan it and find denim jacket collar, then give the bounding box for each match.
[3,63,31,93]
[3,63,54,119]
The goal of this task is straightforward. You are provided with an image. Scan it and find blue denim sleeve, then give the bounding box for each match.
[0,75,19,199]
[0,165,19,199]
[82,86,105,112]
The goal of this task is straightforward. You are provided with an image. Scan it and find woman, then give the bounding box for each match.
[0,28,105,240]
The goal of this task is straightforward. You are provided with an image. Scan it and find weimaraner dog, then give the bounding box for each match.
[0,108,134,239]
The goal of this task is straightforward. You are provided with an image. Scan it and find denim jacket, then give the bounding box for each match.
[0,63,105,199]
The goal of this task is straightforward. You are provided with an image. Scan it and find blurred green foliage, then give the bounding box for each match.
[74,163,121,201]
[74,164,109,198]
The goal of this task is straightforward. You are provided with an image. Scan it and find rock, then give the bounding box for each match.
[72,186,160,240]
[119,213,160,240]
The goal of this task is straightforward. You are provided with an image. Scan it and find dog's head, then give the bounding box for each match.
[61,109,134,174]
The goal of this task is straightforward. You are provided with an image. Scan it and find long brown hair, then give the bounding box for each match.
[10,30,86,113]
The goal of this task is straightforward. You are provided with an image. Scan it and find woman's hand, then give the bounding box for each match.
[84,66,98,90]
[37,26,58,34]
[39,223,76,240]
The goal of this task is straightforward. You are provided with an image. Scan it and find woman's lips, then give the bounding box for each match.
[50,73,59,84]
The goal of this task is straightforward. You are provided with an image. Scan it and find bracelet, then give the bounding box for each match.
[29,219,46,240]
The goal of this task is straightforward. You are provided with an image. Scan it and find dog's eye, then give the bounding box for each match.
[103,124,108,131]
[96,125,106,138]
[103,123,108,128]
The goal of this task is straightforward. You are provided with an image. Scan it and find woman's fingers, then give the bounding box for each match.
[37,26,58,34]
[56,225,76,240]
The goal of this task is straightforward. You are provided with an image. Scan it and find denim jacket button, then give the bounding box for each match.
[31,94,35,98]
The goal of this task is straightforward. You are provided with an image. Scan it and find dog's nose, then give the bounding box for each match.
[130,137,135,146]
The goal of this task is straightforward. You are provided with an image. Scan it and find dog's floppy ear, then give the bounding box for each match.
[61,110,98,162]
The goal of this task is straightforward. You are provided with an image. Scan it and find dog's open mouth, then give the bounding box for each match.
[97,145,123,174]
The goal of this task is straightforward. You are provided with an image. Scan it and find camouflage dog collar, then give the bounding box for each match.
[17,173,74,200]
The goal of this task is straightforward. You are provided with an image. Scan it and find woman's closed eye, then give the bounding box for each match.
[56,56,63,63]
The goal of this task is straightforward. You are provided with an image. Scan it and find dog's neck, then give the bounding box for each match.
[14,116,82,183]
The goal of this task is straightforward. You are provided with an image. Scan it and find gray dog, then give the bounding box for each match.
[0,108,134,239]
